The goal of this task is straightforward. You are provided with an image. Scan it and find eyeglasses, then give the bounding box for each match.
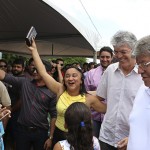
[31,67,38,73]
[0,65,7,68]
[136,62,150,69]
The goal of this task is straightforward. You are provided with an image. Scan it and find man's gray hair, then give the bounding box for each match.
[133,35,150,57]
[111,30,137,50]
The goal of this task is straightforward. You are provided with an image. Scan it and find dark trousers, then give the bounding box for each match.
[100,140,118,150]
[15,124,48,150]
[4,112,20,149]
[92,120,101,138]
[52,127,67,149]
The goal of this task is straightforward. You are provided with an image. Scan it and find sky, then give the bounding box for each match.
[82,0,150,46]
[45,0,150,63]
[45,0,150,48]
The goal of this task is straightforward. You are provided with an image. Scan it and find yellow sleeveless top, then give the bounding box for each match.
[55,91,86,132]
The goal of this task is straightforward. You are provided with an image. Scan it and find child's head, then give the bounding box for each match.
[65,102,93,150]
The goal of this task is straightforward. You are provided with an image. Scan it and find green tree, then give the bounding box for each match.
[59,57,87,66]
[1,53,87,67]
[2,53,27,64]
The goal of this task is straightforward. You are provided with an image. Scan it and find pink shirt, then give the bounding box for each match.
[84,65,103,91]
[84,65,104,121]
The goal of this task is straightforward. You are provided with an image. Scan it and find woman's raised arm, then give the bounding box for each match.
[27,39,64,96]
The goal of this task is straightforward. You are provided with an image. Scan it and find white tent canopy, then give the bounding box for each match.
[0,0,101,59]
[43,0,102,51]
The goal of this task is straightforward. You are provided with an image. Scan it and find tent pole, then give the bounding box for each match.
[0,52,2,59]
[52,44,53,56]
[93,51,97,63]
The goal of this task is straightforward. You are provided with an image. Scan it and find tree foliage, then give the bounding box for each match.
[61,57,87,65]
[2,53,27,64]
[1,53,87,66]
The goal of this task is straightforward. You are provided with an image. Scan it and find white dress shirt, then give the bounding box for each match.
[96,62,143,147]
[127,84,150,150]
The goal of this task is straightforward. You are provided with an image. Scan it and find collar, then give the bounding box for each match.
[113,62,119,72]
[31,79,46,87]
[113,62,138,74]
[146,87,150,96]
[133,64,138,73]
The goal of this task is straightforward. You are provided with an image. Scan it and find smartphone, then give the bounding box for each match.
[25,26,37,46]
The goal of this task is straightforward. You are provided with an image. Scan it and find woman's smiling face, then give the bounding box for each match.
[64,68,82,93]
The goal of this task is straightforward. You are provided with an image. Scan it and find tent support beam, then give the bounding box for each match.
[93,51,97,63]
[52,44,54,56]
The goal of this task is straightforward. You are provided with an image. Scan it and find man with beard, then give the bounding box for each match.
[24,57,35,79]
[11,58,25,76]
[4,58,25,149]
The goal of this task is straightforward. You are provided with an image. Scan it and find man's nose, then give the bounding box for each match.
[102,57,108,61]
[115,52,123,58]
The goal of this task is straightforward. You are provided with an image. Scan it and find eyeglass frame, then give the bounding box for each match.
[136,61,150,69]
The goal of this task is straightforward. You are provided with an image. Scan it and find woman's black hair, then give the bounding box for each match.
[65,102,93,150]
[63,66,87,96]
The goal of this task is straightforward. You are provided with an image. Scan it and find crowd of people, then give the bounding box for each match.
[0,30,149,150]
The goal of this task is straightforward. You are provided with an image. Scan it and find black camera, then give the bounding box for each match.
[25,26,37,46]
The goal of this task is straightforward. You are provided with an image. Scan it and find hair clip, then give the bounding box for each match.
[80,121,85,127]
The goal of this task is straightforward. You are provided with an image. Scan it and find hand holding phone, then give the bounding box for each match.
[25,26,37,46]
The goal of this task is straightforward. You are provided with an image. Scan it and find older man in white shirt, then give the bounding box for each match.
[126,35,150,150]
[96,31,143,150]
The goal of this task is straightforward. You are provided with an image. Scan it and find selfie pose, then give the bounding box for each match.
[27,39,106,148]
[0,61,57,150]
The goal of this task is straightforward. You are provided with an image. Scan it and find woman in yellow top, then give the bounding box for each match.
[27,39,106,148]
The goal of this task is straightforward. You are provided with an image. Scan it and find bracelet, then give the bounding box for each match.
[49,136,53,140]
